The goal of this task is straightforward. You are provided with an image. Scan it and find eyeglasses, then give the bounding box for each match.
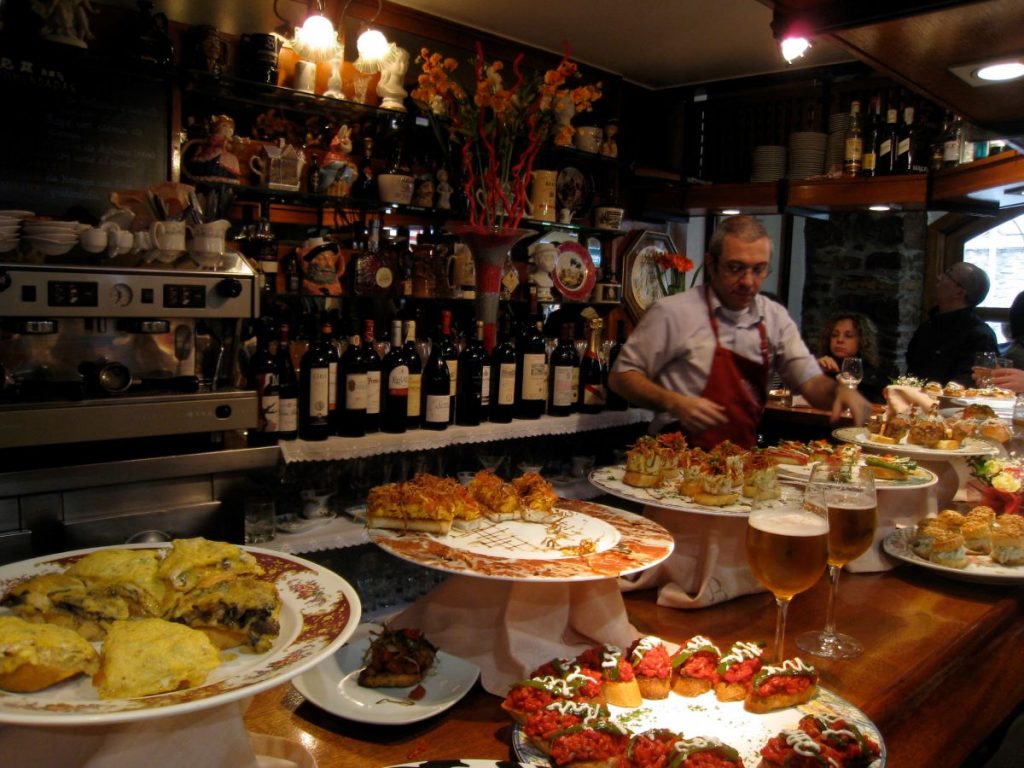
[940,268,966,290]
[722,262,772,279]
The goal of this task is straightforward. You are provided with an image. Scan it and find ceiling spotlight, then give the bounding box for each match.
[780,36,811,63]
[721,209,741,215]
[950,57,1024,87]
[869,205,891,212]
[977,61,1024,81]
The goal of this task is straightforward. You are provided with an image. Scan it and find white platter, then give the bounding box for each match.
[292,622,479,724]
[388,762,531,768]
[0,543,360,725]
[367,498,674,582]
[882,527,1024,585]
[512,685,884,767]
[776,461,938,490]
[588,464,802,517]
[832,426,1000,458]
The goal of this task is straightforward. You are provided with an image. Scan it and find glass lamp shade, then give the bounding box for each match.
[293,14,338,63]
[356,29,390,69]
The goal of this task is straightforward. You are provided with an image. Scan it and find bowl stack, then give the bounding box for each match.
[787,131,828,179]
[751,145,787,182]
[22,218,84,257]
[826,112,851,177]
[0,210,32,255]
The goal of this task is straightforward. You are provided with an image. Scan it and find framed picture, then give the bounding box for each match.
[621,230,679,323]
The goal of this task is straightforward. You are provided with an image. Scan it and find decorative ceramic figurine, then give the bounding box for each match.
[435,168,453,210]
[601,123,619,158]
[376,44,410,111]
[38,0,97,48]
[412,174,435,207]
[528,242,557,302]
[318,125,358,196]
[181,115,242,184]
[323,57,344,98]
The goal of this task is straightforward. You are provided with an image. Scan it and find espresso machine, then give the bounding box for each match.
[0,259,259,449]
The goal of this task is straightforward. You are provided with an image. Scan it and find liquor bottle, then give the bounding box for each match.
[437,309,459,423]
[860,96,882,177]
[275,323,298,440]
[877,105,899,175]
[578,316,606,414]
[548,322,578,417]
[380,319,408,434]
[403,319,423,429]
[298,323,331,441]
[605,320,629,411]
[457,320,490,426]
[248,322,279,446]
[894,105,916,174]
[843,99,863,177]
[338,324,367,438]
[939,111,962,168]
[421,318,451,432]
[321,320,341,434]
[354,219,395,297]
[490,314,516,424]
[361,319,382,434]
[515,313,547,420]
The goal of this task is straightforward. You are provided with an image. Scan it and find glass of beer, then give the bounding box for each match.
[796,462,878,659]
[745,493,829,663]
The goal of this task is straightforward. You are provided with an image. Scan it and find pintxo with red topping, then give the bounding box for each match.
[627,636,673,700]
[744,657,818,713]
[714,640,765,702]
[670,635,722,697]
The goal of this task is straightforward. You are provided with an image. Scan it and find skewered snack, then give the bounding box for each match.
[744,657,818,713]
[0,616,100,692]
[627,636,672,700]
[356,626,437,688]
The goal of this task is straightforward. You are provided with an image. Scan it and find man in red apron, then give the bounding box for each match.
[609,215,870,449]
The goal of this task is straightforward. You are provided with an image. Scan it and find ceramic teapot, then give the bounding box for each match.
[250,140,305,191]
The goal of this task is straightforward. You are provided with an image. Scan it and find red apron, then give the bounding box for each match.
[688,286,770,449]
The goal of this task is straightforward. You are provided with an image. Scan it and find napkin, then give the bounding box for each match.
[884,384,937,414]
[618,508,766,609]
[390,574,638,695]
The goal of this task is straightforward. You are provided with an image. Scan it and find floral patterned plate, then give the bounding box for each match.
[882,527,1024,584]
[367,498,674,582]
[0,543,360,725]
[832,427,1000,458]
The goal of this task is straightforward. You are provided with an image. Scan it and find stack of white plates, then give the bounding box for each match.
[787,131,828,179]
[0,210,32,254]
[751,145,787,182]
[826,112,850,176]
[22,218,84,257]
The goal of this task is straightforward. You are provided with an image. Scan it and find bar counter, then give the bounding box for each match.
[245,566,1024,768]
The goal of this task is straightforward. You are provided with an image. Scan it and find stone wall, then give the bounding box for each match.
[800,212,928,381]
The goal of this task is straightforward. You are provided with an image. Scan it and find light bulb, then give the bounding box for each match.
[976,61,1024,82]
[357,29,390,63]
[295,14,336,56]
[780,36,810,63]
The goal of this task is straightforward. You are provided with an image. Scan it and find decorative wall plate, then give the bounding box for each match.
[552,241,597,301]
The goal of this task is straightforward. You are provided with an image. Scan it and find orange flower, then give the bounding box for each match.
[657,253,695,274]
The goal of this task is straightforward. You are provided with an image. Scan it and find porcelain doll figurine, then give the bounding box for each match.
[376,44,409,111]
[435,168,453,210]
[318,125,358,196]
[528,242,557,301]
[182,114,241,184]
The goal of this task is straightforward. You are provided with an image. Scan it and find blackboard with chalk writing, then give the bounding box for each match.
[0,45,170,219]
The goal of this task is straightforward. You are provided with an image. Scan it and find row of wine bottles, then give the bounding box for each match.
[247,311,629,444]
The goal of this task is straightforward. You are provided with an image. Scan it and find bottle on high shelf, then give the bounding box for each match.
[843,99,863,177]
[457,320,490,426]
[275,323,298,440]
[421,316,452,432]
[361,319,382,434]
[605,320,629,411]
[490,313,516,424]
[860,95,882,177]
[338,321,368,438]
[403,318,423,430]
[321,320,341,434]
[354,219,396,297]
[548,322,578,417]
[248,320,279,446]
[515,309,548,420]
[578,316,606,414]
[437,309,459,423]
[380,319,408,434]
[298,322,332,441]
[894,105,917,174]
[876,104,899,175]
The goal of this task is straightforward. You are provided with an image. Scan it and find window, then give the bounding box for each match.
[963,212,1024,344]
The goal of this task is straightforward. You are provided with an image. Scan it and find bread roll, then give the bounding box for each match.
[0,616,99,693]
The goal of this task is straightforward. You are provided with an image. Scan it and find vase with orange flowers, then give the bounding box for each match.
[656,252,703,296]
[412,42,602,348]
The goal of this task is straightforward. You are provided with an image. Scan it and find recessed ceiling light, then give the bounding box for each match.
[869,205,891,212]
[977,61,1024,81]
[950,58,1024,86]
[721,209,741,215]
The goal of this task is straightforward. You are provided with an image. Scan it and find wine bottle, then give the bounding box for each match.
[298,323,331,441]
[860,95,882,178]
[421,319,451,432]
[877,105,898,175]
[276,323,298,440]
[894,105,916,174]
[338,324,367,438]
[515,313,547,420]
[381,319,408,434]
[403,319,423,430]
[578,316,606,414]
[843,99,863,177]
[548,322,578,417]
[437,309,459,423]
[605,320,629,411]
[490,314,516,424]
[248,321,279,446]
[322,320,341,434]
[362,319,382,434]
[457,320,490,426]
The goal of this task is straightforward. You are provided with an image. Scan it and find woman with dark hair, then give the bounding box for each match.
[985,290,1024,392]
[816,312,885,402]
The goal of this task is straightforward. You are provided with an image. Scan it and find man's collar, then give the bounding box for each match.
[708,287,762,324]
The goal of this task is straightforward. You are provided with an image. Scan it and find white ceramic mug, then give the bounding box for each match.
[79,226,108,254]
[132,230,153,253]
[150,220,187,253]
[525,169,557,222]
[108,228,134,256]
[594,206,625,230]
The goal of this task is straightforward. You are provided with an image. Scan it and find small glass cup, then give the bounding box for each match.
[244,498,276,544]
[974,351,997,387]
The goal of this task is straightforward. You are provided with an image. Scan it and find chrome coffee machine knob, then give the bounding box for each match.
[216,277,242,297]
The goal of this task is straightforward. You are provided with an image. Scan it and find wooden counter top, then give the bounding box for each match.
[245,568,1024,768]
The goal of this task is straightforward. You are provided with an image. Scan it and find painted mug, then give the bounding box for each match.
[525,170,557,222]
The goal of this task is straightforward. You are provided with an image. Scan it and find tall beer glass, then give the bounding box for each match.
[745,494,828,663]
[796,463,878,659]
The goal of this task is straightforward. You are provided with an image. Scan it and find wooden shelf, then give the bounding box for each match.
[930,151,1024,213]
[682,181,783,215]
[785,174,928,215]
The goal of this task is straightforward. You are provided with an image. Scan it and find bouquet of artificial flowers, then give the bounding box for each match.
[968,456,1024,515]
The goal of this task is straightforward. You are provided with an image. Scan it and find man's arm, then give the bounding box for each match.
[799,373,872,425]
[607,370,728,433]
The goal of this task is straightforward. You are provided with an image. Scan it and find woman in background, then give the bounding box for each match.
[817,312,884,402]
[982,290,1024,392]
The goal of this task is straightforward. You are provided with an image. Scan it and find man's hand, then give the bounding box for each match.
[989,367,1024,393]
[831,385,872,426]
[666,393,729,433]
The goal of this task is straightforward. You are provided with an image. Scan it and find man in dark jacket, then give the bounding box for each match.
[906,262,998,386]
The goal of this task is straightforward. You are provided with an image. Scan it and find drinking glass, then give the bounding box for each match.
[837,356,863,390]
[745,493,829,662]
[796,463,878,659]
[974,351,997,387]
